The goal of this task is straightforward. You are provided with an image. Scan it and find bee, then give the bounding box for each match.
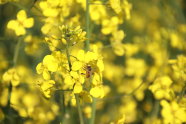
[81,65,93,78]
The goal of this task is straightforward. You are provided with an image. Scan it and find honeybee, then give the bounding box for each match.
[82,65,93,78]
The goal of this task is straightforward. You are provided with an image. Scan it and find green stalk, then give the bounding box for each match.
[85,1,97,124]
[10,38,22,103]
[6,37,22,123]
[85,0,90,51]
[65,45,72,71]
[90,98,97,124]
[65,44,84,124]
[13,38,22,66]
[75,94,84,124]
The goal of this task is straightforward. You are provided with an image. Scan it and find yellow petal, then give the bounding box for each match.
[41,23,53,34]
[2,71,11,82]
[12,80,20,87]
[43,9,58,17]
[43,55,58,72]
[64,75,74,85]
[85,52,97,62]
[41,80,55,91]
[36,63,44,74]
[72,61,83,71]
[15,26,26,36]
[39,1,48,9]
[113,44,125,56]
[90,86,104,98]
[77,50,85,61]
[79,75,85,84]
[43,70,51,80]
[90,87,100,98]
[92,73,101,85]
[109,0,121,14]
[7,20,18,29]
[17,10,27,22]
[73,83,82,94]
[111,16,119,25]
[97,60,104,72]
[23,18,34,28]
[10,70,20,86]
[70,71,79,78]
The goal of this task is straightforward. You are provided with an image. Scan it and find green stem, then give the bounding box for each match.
[85,0,90,51]
[65,45,72,71]
[10,2,27,10]
[75,94,84,124]
[152,100,160,118]
[13,38,22,66]
[59,91,65,123]
[90,98,97,124]
[6,37,22,122]
[65,45,84,124]
[85,1,97,123]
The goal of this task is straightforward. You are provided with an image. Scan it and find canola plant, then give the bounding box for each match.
[0,0,186,124]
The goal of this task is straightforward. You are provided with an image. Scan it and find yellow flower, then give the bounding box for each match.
[90,1,107,22]
[101,17,119,35]
[149,76,173,100]
[59,25,86,45]
[24,35,42,56]
[70,50,104,98]
[43,55,59,72]
[109,0,122,14]
[110,30,126,56]
[7,10,34,36]
[40,80,55,98]
[90,86,104,98]
[36,62,51,80]
[170,55,186,81]
[121,0,132,20]
[36,54,60,80]
[45,25,86,51]
[72,50,103,74]
[2,68,20,86]
[161,100,186,123]
[125,58,147,77]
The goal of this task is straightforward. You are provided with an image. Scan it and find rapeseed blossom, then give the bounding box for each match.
[149,76,173,100]
[71,50,104,98]
[109,0,121,14]
[7,10,34,36]
[2,68,20,86]
[161,100,186,124]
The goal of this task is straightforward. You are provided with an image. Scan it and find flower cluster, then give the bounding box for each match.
[161,100,186,124]
[36,38,105,101]
[45,25,86,51]
[149,76,173,100]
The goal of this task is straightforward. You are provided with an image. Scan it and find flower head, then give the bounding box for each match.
[7,10,34,36]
